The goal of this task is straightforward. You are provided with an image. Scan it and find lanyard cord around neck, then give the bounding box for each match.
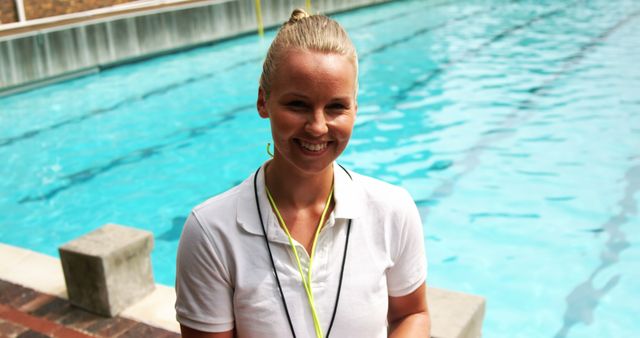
[253,165,352,338]
[266,184,331,338]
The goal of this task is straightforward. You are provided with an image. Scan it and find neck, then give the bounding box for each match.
[265,157,333,209]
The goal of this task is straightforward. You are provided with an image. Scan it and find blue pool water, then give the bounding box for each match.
[1,0,639,336]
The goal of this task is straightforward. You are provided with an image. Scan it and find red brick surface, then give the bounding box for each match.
[30,298,74,322]
[0,280,180,338]
[23,0,138,20]
[0,0,18,24]
[0,317,29,336]
[85,317,137,337]
[18,294,57,313]
[0,304,64,335]
[16,330,51,338]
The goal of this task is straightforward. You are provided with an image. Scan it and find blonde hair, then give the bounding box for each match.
[259,8,358,97]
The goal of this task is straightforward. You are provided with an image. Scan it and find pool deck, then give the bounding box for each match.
[0,243,180,337]
[0,280,179,337]
[0,242,485,338]
[0,0,216,37]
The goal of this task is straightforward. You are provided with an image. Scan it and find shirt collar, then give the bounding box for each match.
[236,162,364,239]
[332,162,364,220]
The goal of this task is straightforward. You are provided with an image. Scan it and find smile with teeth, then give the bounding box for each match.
[298,140,329,152]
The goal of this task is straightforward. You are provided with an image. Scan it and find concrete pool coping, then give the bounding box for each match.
[0,242,179,333]
[0,242,486,337]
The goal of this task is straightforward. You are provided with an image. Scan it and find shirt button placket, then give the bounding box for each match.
[315,226,333,283]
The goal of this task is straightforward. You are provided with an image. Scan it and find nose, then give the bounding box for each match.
[304,109,328,136]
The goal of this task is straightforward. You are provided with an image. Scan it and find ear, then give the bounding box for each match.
[257,88,269,118]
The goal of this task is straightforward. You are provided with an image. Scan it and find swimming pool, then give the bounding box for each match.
[1,0,639,336]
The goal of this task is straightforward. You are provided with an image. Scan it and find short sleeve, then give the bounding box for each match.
[386,190,427,297]
[175,211,234,332]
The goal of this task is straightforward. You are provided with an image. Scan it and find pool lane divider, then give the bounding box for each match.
[6,0,506,203]
[354,2,576,131]
[388,2,575,104]
[411,9,640,334]
[17,103,253,204]
[413,7,640,210]
[14,3,501,204]
[0,56,261,149]
[407,8,640,336]
[550,11,640,338]
[347,0,455,31]
[554,161,640,338]
[14,2,572,204]
[12,2,626,206]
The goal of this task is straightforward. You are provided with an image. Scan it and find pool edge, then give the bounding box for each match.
[0,242,180,333]
[0,242,486,337]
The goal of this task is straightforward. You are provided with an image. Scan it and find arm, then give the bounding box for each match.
[388,283,430,338]
[181,325,235,338]
[175,213,235,336]
[387,189,430,337]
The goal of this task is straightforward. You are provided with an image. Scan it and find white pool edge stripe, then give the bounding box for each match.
[0,242,180,333]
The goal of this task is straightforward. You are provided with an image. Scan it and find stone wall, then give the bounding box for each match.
[23,0,138,20]
[0,0,18,24]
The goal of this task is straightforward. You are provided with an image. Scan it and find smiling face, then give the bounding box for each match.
[257,48,358,176]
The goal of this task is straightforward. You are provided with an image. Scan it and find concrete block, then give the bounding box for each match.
[428,287,486,338]
[58,223,155,317]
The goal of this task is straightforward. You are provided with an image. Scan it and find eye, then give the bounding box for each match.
[327,102,349,112]
[286,100,307,108]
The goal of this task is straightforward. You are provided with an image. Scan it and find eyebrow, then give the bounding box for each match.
[281,93,309,99]
[281,92,353,102]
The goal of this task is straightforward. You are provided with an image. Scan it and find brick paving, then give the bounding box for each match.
[23,0,136,21]
[0,280,180,338]
[0,0,214,37]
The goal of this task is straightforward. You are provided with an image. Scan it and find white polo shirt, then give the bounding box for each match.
[175,162,427,338]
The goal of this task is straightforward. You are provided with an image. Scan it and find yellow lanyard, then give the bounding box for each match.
[265,184,334,338]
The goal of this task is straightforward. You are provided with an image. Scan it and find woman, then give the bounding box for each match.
[176,9,430,338]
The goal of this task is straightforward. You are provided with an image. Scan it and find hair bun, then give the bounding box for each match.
[287,8,310,24]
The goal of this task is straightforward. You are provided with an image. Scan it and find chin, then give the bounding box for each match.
[282,153,338,177]
[290,158,335,176]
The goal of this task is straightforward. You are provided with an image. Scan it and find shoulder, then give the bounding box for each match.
[193,176,253,215]
[190,175,253,230]
[177,174,255,272]
[350,171,414,210]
